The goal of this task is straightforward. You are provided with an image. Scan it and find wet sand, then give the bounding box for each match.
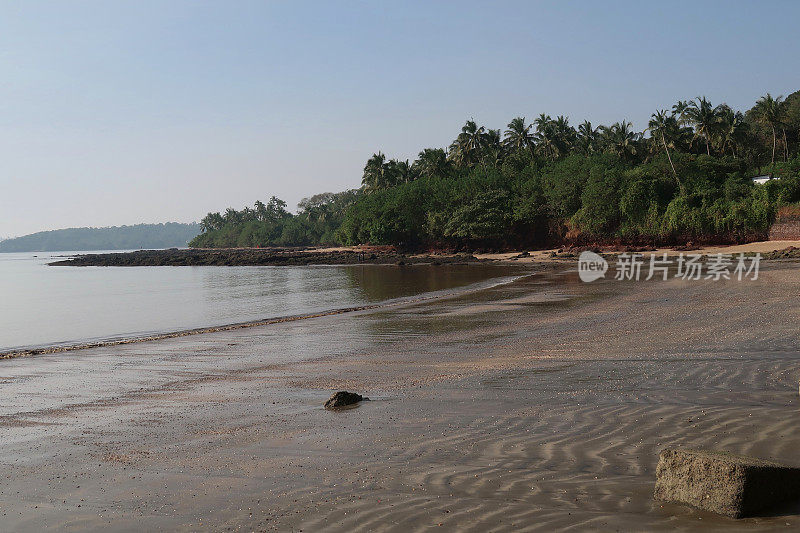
[1,261,800,531]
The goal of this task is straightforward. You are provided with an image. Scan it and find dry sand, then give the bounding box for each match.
[1,260,800,531]
[476,239,800,263]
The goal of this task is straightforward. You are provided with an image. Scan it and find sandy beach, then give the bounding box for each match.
[2,258,800,531]
[475,240,800,263]
[4,1,800,530]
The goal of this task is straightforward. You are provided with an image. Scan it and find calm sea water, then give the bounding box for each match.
[0,251,516,353]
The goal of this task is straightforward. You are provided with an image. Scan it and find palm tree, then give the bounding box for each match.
[546,115,575,156]
[533,114,559,160]
[601,121,641,161]
[224,207,243,225]
[482,128,504,167]
[715,105,748,158]
[553,116,576,147]
[672,100,691,121]
[647,110,682,191]
[240,206,256,222]
[413,148,450,179]
[200,211,225,232]
[577,120,599,154]
[388,159,416,184]
[683,97,719,155]
[265,196,289,221]
[503,117,535,156]
[752,93,784,172]
[254,200,268,221]
[362,152,388,191]
[449,120,487,168]
[297,193,336,225]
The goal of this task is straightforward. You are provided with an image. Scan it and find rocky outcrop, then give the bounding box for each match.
[324,391,368,410]
[760,246,800,259]
[48,248,479,267]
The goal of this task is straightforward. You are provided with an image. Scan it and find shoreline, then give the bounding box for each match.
[45,240,800,267]
[0,305,386,361]
[0,270,532,361]
[20,241,799,360]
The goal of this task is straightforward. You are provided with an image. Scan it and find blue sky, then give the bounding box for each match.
[1,0,799,236]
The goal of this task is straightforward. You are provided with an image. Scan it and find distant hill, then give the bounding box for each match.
[0,223,201,253]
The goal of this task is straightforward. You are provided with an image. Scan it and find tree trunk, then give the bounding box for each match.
[662,134,677,175]
[705,135,710,156]
[771,124,777,175]
[663,134,684,194]
[783,128,789,162]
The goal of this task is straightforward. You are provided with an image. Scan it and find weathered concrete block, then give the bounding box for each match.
[654,448,800,518]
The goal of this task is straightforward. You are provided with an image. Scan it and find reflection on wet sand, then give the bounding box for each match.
[339,262,528,302]
[1,262,525,356]
[1,252,525,353]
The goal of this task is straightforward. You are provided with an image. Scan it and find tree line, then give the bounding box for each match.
[193,89,800,250]
[191,192,359,248]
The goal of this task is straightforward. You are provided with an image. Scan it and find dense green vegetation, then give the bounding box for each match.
[190,192,359,248]
[0,223,200,253]
[194,90,800,250]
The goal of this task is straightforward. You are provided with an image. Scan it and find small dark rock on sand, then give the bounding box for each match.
[654,448,800,518]
[324,391,368,409]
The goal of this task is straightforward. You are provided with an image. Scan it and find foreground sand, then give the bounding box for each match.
[1,260,800,531]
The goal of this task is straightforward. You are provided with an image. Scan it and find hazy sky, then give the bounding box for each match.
[1,1,799,237]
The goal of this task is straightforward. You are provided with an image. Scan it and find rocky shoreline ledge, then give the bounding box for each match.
[48,248,482,267]
[46,244,800,267]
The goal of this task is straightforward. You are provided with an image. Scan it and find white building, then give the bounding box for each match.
[752,175,778,185]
